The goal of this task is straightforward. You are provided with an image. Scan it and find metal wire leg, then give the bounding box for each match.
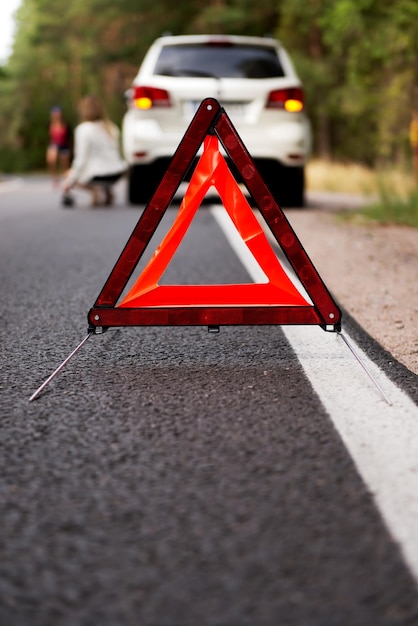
[337,330,392,405]
[29,333,91,402]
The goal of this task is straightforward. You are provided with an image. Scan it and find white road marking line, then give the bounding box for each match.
[211,204,418,583]
[211,204,269,283]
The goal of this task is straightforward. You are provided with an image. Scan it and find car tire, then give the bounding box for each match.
[259,162,305,208]
[127,164,164,205]
[281,165,305,208]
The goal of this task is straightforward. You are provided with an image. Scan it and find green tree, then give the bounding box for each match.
[278,0,418,166]
[2,0,418,171]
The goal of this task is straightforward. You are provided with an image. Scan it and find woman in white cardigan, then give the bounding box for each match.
[63,95,126,206]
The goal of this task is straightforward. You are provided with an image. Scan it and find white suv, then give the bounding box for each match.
[122,34,312,207]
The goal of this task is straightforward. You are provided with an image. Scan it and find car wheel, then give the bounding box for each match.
[281,165,305,208]
[258,162,305,208]
[128,164,164,205]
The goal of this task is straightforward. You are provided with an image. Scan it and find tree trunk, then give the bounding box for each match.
[309,22,331,160]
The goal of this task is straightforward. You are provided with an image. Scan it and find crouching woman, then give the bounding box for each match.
[62,95,127,206]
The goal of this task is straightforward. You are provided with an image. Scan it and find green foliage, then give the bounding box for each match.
[1,0,418,173]
[189,0,278,35]
[278,0,418,166]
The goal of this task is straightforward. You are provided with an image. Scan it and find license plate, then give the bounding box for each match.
[184,100,246,118]
[222,102,246,115]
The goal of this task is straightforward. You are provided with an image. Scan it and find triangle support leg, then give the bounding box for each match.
[337,330,392,405]
[29,333,92,402]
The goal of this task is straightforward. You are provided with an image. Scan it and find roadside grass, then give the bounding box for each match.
[356,185,418,228]
[307,159,418,228]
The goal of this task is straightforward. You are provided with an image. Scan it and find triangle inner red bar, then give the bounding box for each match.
[88,98,341,331]
[117,135,308,308]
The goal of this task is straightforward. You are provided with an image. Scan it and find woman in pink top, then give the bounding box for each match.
[47,106,72,185]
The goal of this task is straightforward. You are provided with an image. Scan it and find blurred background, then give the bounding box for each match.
[1,0,418,203]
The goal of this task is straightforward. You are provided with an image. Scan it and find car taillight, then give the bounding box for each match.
[132,86,171,109]
[266,88,304,112]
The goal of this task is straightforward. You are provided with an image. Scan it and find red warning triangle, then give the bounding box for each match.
[88,98,341,331]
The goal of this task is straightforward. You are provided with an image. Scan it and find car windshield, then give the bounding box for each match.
[153,44,285,79]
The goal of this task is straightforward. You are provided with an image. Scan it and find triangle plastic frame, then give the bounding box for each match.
[88,98,341,332]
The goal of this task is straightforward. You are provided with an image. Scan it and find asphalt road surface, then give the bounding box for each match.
[1,176,418,626]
